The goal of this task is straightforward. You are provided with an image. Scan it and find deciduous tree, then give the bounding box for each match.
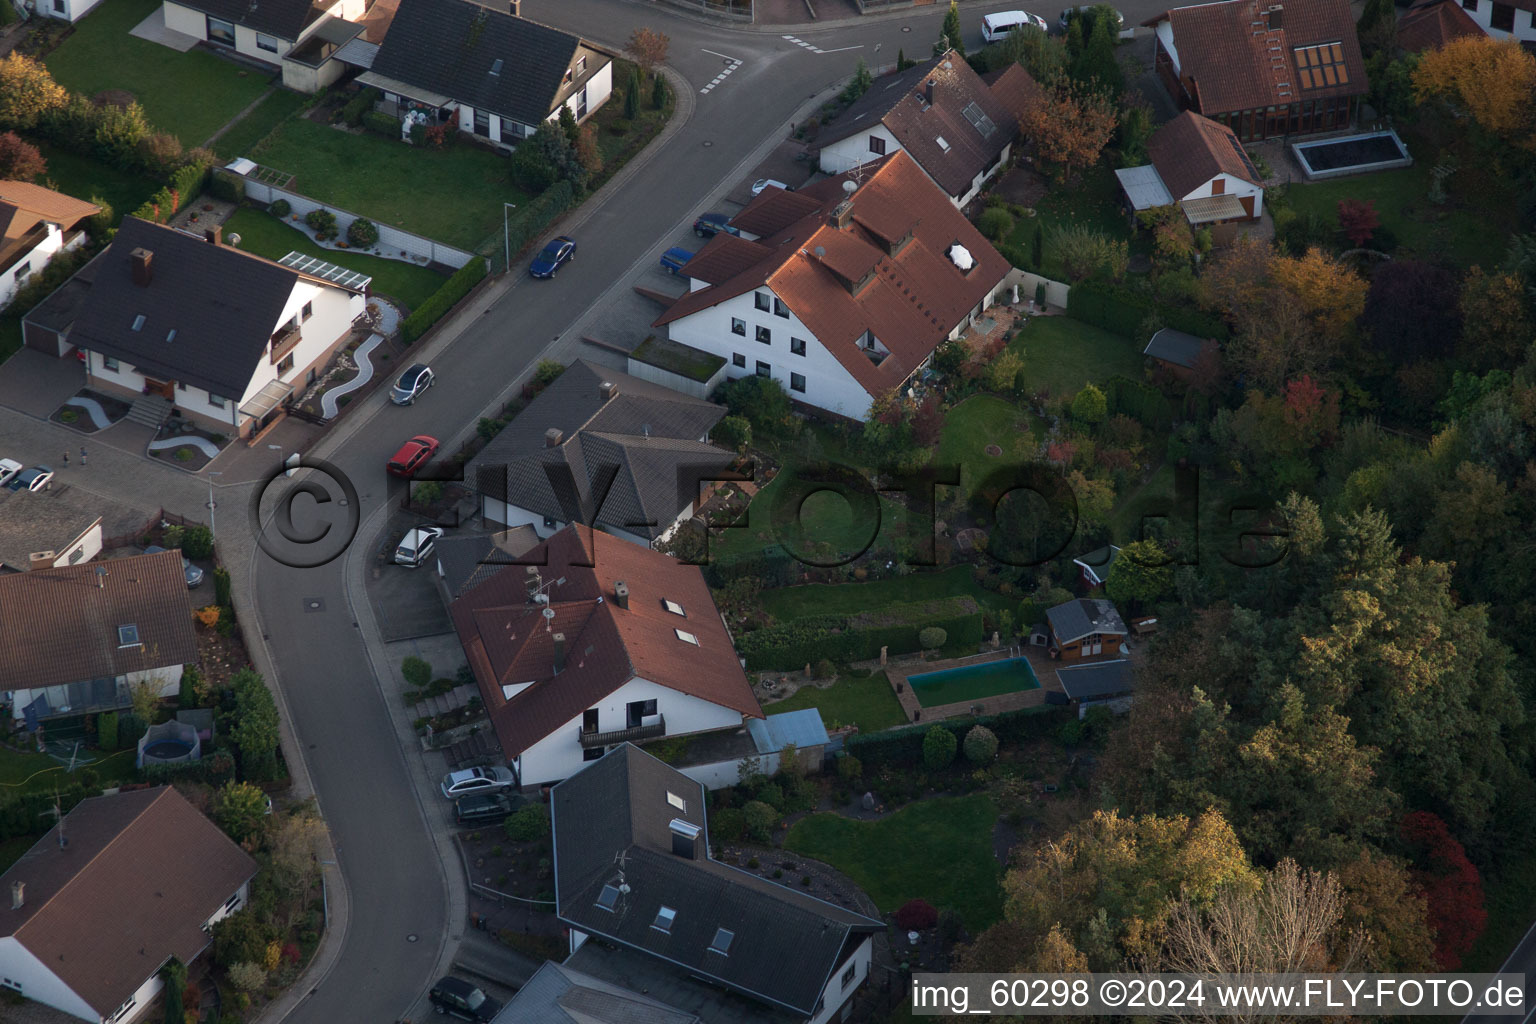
[1106,538,1172,605]
[626,28,670,75]
[1360,259,1462,362]
[1413,36,1536,148]
[1336,198,1380,247]
[1400,811,1487,968]
[0,54,67,131]
[1018,79,1117,182]
[1337,849,1436,971]
[1459,266,1531,369]
[0,131,45,181]
[214,782,269,845]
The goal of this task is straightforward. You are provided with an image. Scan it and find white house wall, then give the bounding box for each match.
[236,278,362,408]
[0,936,99,1023]
[514,675,746,786]
[35,0,105,21]
[664,287,876,420]
[678,748,782,790]
[808,934,874,1024]
[1,223,75,309]
[113,971,166,1024]
[818,124,902,177]
[47,521,103,569]
[160,2,205,39]
[1156,20,1181,71]
[1178,173,1264,218]
[478,499,679,548]
[1465,0,1536,40]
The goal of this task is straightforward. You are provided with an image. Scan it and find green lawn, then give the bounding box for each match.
[1281,162,1511,269]
[939,394,1044,498]
[44,0,274,146]
[213,87,309,161]
[0,835,35,873]
[37,142,160,224]
[250,119,531,251]
[223,207,447,309]
[1003,162,1148,280]
[708,472,927,566]
[758,565,1017,624]
[1011,315,1144,398]
[761,672,908,733]
[0,746,137,793]
[785,794,1004,931]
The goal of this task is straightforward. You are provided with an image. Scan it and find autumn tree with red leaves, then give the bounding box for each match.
[1400,811,1487,968]
[0,131,46,181]
[1337,198,1380,247]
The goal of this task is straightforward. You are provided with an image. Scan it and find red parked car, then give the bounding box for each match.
[387,435,439,477]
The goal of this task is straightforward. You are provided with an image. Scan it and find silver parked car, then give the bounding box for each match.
[394,526,445,568]
[440,766,517,799]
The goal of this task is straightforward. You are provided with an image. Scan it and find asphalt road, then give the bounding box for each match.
[1462,919,1536,1024]
[247,1,1186,1021]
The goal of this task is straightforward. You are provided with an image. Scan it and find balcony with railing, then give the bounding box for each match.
[578,714,666,748]
[269,322,302,364]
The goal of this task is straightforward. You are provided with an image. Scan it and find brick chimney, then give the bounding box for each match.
[544,427,563,447]
[28,551,56,571]
[10,881,23,910]
[204,226,222,246]
[613,581,629,609]
[552,632,566,672]
[925,78,936,105]
[130,248,153,287]
[599,381,619,402]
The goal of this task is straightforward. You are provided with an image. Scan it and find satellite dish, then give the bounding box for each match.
[227,233,241,246]
[542,607,556,621]
[814,245,826,258]
[842,180,857,195]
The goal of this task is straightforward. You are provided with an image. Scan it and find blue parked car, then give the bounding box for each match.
[660,247,695,275]
[529,236,576,278]
[693,212,740,238]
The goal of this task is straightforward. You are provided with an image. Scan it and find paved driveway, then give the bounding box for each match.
[0,349,86,420]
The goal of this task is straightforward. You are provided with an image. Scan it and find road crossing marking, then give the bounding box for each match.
[699,52,744,94]
[782,33,826,54]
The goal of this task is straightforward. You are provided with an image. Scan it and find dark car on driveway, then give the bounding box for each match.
[454,792,522,826]
[143,545,204,588]
[693,212,740,238]
[529,236,576,278]
[386,435,440,478]
[390,363,434,405]
[428,977,501,1022]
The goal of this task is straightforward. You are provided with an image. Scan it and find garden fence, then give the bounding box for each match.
[231,171,477,270]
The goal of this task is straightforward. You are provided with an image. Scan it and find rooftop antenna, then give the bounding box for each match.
[54,791,66,850]
[612,850,633,912]
[541,606,556,633]
[525,567,566,605]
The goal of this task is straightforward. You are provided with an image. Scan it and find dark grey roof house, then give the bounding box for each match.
[1055,658,1135,702]
[466,360,733,546]
[552,744,883,1024]
[1143,327,1216,371]
[358,0,614,144]
[491,960,701,1024]
[1046,598,1128,655]
[433,526,540,600]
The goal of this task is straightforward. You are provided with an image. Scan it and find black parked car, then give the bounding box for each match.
[429,977,501,1022]
[692,212,740,238]
[454,792,522,826]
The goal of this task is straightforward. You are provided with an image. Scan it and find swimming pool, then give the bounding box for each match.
[907,656,1042,708]
[1292,130,1412,181]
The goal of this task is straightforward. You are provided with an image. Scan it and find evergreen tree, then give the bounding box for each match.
[623,69,641,119]
[651,72,667,111]
[942,0,966,56]
[557,103,579,147]
[1032,222,1044,270]
[1357,0,1396,57]
[896,47,915,71]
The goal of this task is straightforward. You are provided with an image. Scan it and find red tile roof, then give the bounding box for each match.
[1146,0,1367,115]
[656,151,1011,403]
[984,63,1048,133]
[0,181,100,271]
[1396,0,1482,52]
[451,526,762,758]
[1147,110,1264,200]
[0,787,257,1017]
[678,235,776,286]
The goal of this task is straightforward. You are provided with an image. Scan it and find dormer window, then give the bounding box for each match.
[675,628,699,646]
[663,599,685,617]
[577,55,587,74]
[131,315,145,331]
[652,906,676,933]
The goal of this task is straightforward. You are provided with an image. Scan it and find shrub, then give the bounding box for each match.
[757,782,785,810]
[1071,383,1108,424]
[743,799,779,842]
[340,87,380,127]
[712,807,747,841]
[921,725,957,771]
[413,480,444,505]
[269,199,291,219]
[711,415,752,453]
[347,217,379,248]
[977,207,1015,241]
[214,567,232,607]
[894,898,939,930]
[401,656,433,688]
[401,257,489,343]
[135,132,183,177]
[918,627,947,650]
[180,524,213,559]
[836,753,862,781]
[226,962,267,993]
[508,143,556,193]
[963,725,999,765]
[208,169,244,203]
[503,803,550,841]
[362,110,399,137]
[531,359,566,389]
[1066,281,1227,340]
[305,208,337,236]
[812,659,835,680]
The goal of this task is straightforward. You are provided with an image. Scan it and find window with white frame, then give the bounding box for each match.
[209,393,226,408]
[731,317,746,336]
[102,355,119,372]
[842,962,857,988]
[675,628,699,645]
[206,15,235,43]
[256,33,281,53]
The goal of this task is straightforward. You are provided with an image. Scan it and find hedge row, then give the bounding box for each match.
[737,597,985,670]
[0,784,88,842]
[400,257,489,343]
[846,704,1077,770]
[494,180,577,271]
[1066,281,1229,342]
[1104,375,1174,432]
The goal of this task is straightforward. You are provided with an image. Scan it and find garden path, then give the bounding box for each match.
[201,85,277,149]
[320,332,385,418]
[148,435,221,458]
[64,395,114,429]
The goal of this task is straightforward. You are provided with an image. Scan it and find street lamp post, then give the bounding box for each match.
[206,471,222,540]
[503,202,518,272]
[267,444,293,478]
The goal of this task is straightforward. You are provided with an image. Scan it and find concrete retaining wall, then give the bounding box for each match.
[1001,267,1071,309]
[624,356,728,399]
[235,173,477,269]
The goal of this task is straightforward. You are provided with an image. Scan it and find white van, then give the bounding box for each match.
[983,10,1046,42]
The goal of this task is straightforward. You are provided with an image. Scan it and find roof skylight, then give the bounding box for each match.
[663,599,686,617]
[675,628,699,646]
[652,906,677,933]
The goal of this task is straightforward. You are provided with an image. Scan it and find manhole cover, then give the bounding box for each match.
[984,444,1003,456]
[303,597,325,612]
[902,24,911,31]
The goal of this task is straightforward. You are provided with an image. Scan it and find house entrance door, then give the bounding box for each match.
[144,377,174,399]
